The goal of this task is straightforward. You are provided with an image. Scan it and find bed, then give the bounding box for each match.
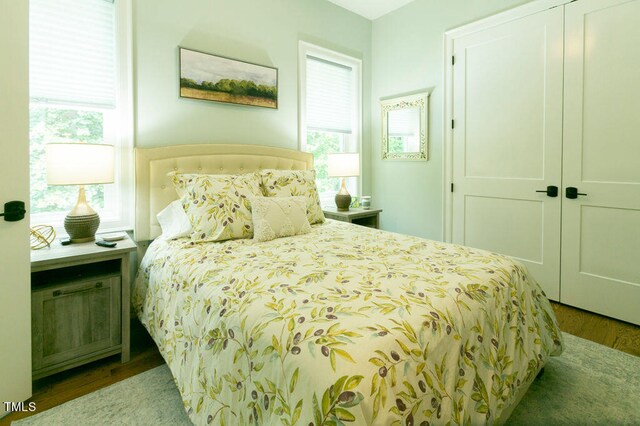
[133,144,563,425]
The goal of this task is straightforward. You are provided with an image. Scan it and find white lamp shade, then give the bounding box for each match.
[46,143,115,185]
[327,153,360,177]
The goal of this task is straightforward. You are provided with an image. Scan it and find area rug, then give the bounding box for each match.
[14,333,640,425]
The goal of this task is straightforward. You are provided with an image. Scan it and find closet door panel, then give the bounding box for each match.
[562,0,640,324]
[451,7,564,299]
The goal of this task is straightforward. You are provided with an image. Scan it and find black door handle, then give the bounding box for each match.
[0,201,26,222]
[536,185,558,197]
[565,187,587,199]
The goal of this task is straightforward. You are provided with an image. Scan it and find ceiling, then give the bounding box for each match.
[325,0,417,20]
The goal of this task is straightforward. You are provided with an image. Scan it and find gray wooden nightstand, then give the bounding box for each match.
[30,233,136,379]
[322,207,383,229]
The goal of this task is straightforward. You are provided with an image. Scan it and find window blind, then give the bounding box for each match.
[306,55,353,134]
[30,0,116,108]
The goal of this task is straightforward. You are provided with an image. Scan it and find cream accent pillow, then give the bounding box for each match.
[168,172,263,243]
[251,196,311,242]
[259,169,325,225]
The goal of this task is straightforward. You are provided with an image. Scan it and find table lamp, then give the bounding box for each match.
[328,153,360,211]
[46,143,115,243]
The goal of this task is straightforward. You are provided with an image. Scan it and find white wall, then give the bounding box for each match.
[371,0,532,240]
[134,0,373,193]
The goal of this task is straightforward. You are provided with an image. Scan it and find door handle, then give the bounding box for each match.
[535,185,558,197]
[565,187,587,199]
[0,201,26,222]
[52,282,103,297]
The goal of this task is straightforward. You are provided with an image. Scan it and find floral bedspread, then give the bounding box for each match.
[133,220,562,425]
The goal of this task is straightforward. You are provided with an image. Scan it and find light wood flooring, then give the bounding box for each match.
[550,302,640,357]
[1,322,164,425]
[2,303,639,424]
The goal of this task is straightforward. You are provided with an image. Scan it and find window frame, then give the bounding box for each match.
[29,0,134,233]
[298,41,363,201]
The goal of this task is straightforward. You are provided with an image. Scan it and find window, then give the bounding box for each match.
[299,42,362,207]
[29,0,132,230]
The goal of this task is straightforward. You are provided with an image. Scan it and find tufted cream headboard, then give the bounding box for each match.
[134,144,313,241]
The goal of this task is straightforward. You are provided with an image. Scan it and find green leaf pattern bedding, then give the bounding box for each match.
[133,220,563,425]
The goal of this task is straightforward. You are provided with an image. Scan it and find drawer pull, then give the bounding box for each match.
[52,281,104,297]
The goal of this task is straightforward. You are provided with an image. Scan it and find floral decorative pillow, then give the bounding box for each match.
[168,172,263,243]
[251,196,311,242]
[170,173,197,198]
[259,169,325,225]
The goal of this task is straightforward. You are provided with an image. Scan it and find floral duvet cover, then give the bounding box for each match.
[133,220,562,425]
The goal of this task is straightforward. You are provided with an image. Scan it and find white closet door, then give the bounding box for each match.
[562,0,640,324]
[0,0,31,412]
[451,7,564,299]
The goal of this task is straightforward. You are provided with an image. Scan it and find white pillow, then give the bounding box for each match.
[251,196,311,242]
[156,200,192,240]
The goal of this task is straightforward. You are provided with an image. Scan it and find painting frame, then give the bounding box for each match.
[179,47,278,109]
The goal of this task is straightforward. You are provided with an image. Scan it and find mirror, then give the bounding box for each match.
[381,92,429,160]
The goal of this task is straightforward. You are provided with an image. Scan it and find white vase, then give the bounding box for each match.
[361,196,371,209]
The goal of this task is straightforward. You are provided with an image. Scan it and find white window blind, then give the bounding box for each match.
[30,0,116,108]
[306,55,353,134]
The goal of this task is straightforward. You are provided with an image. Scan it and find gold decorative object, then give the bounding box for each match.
[30,225,56,250]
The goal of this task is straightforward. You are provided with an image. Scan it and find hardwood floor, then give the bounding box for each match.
[2,305,638,424]
[1,321,164,425]
[551,302,640,357]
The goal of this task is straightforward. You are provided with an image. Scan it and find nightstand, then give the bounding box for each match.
[323,207,382,229]
[30,233,136,380]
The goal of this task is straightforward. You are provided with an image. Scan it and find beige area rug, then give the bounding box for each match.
[14,333,640,425]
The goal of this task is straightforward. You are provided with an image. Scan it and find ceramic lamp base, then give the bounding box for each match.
[64,185,100,243]
[64,213,100,243]
[335,194,351,211]
[335,177,352,211]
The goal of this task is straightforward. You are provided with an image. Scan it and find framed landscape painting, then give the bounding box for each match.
[179,47,278,109]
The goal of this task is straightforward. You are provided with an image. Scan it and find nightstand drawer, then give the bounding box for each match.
[31,274,121,378]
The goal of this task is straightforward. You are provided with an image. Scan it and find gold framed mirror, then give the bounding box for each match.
[381,92,429,160]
